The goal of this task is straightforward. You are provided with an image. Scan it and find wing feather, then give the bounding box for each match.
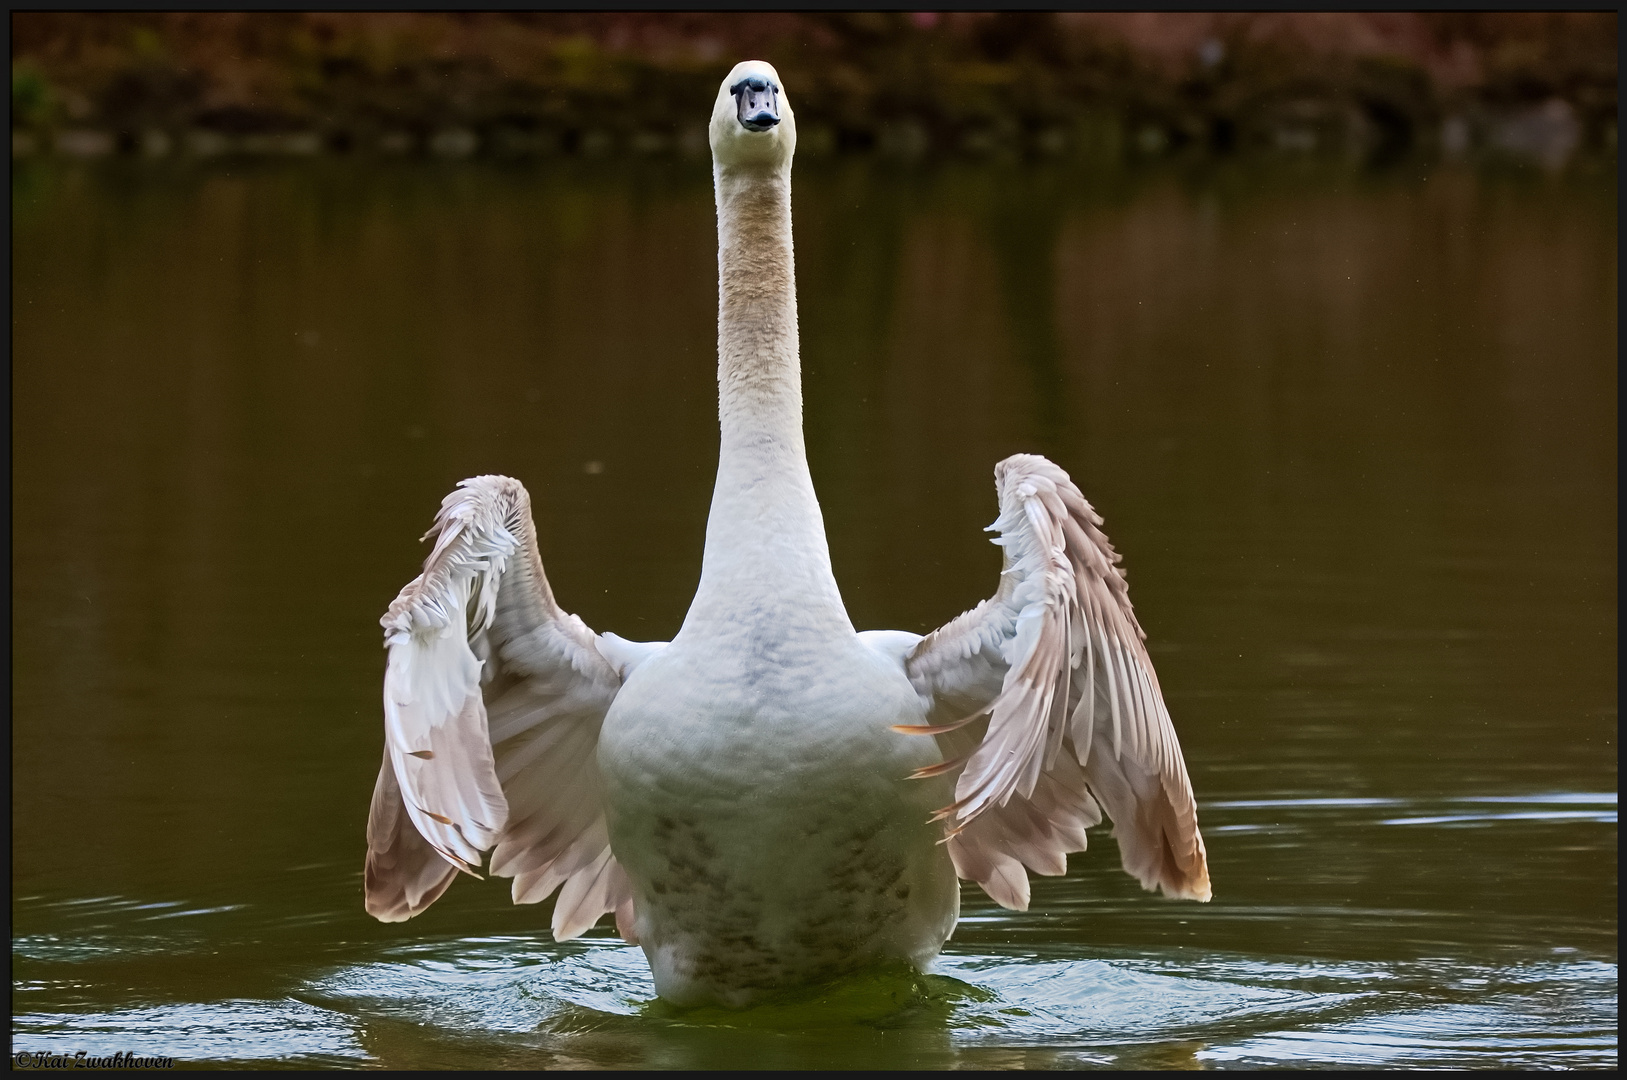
[366,474,659,939]
[363,756,461,922]
[902,454,1210,908]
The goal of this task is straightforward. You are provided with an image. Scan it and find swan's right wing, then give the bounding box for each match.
[364,754,462,921]
[366,475,653,941]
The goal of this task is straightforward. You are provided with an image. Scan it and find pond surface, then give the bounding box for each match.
[11,153,1616,1069]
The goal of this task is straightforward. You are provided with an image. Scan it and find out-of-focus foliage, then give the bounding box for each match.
[10,12,1617,159]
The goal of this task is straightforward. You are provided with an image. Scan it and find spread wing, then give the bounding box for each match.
[897,454,1210,909]
[365,474,663,941]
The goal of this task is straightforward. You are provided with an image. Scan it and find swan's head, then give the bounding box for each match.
[709,60,796,170]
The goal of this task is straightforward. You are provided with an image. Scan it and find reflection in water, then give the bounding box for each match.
[11,155,1616,1067]
[13,892,1615,1068]
[984,169,1072,458]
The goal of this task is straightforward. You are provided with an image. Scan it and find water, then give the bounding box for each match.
[11,153,1616,1069]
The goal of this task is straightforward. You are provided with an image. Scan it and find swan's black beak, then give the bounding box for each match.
[731,76,780,132]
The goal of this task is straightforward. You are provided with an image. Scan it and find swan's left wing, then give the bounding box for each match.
[896,454,1210,909]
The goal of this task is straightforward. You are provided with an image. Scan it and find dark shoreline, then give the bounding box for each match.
[12,12,1617,169]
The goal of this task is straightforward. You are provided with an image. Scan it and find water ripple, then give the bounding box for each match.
[297,939,1615,1069]
[11,999,367,1063]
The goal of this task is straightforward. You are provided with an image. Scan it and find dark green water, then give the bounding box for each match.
[11,153,1616,1069]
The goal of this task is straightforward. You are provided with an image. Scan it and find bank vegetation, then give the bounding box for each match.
[11,12,1616,168]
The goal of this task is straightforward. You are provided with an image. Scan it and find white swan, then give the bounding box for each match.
[364,60,1210,1008]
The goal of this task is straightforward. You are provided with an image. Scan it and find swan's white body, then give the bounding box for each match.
[365,62,1210,1008]
[601,634,958,1003]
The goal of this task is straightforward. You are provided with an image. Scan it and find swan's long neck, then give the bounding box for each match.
[686,164,850,634]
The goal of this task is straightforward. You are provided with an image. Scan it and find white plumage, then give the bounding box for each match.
[364,60,1210,1007]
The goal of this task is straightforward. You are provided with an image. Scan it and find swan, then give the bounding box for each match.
[364,60,1211,1008]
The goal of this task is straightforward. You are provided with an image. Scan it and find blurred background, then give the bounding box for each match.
[12,11,1617,168]
[11,11,1618,1071]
